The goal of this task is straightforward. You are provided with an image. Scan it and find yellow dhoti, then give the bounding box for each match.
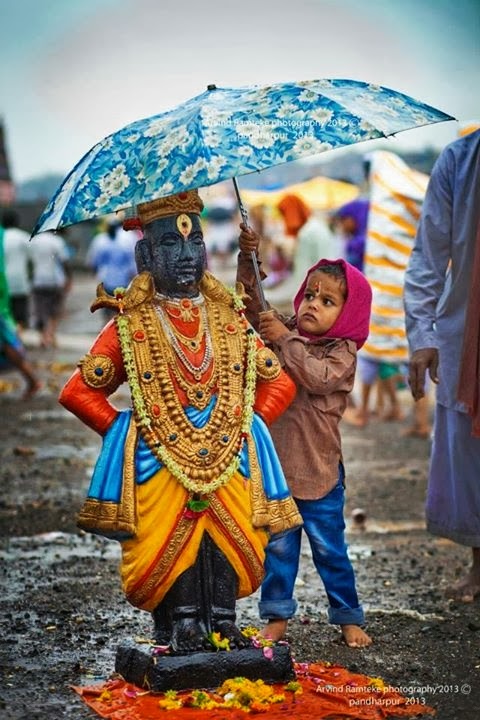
[121,467,268,611]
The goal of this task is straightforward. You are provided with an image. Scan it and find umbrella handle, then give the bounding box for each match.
[232,176,249,228]
[232,177,268,311]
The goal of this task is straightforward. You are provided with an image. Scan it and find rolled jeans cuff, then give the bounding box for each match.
[258,598,298,620]
[328,605,365,626]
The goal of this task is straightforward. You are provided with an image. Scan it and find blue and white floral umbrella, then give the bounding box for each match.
[32,79,454,235]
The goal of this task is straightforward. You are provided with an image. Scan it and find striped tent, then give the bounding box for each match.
[361,151,429,365]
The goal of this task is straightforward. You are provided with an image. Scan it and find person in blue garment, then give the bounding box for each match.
[404,127,480,602]
[332,197,369,272]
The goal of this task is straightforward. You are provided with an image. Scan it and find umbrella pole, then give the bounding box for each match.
[231,177,268,311]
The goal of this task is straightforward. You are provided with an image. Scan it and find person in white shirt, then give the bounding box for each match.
[29,230,72,348]
[1,210,32,329]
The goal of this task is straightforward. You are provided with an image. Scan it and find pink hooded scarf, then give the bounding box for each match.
[293,258,372,350]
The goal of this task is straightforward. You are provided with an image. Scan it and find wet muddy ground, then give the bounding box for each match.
[1,274,479,719]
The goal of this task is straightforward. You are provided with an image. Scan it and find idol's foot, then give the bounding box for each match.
[341,624,372,648]
[213,619,249,649]
[257,619,288,642]
[445,571,480,603]
[152,622,171,646]
[170,617,208,653]
[152,603,171,645]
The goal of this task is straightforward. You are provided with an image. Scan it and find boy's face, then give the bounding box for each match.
[297,270,346,336]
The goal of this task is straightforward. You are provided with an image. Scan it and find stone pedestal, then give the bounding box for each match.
[115,639,295,692]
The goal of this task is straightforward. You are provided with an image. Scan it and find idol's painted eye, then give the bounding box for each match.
[189,232,204,245]
[159,232,181,246]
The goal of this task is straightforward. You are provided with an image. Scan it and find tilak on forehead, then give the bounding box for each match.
[136,189,204,233]
[306,272,323,297]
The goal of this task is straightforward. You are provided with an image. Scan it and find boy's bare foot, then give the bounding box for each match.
[445,570,480,603]
[341,624,372,648]
[258,619,287,642]
[342,408,368,427]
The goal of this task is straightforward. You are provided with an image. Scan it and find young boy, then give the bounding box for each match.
[237,225,373,647]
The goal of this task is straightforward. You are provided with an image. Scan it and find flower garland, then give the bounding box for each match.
[116,287,258,496]
[116,314,152,429]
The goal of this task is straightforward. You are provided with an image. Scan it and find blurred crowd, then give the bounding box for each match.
[0,152,433,433]
[200,154,432,439]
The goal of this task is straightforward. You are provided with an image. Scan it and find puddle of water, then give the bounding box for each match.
[348,519,426,534]
[34,443,100,462]
[347,544,374,559]
[1,531,121,563]
[21,409,71,421]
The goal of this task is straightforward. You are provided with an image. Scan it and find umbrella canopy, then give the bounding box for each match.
[240,176,359,211]
[32,79,455,235]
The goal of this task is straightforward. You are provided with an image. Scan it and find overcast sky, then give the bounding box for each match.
[1,0,479,183]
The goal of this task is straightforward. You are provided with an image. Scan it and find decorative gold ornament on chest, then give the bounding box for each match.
[186,383,213,410]
[195,444,215,466]
[164,297,201,323]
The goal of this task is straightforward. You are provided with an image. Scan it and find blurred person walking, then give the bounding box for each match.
[404,126,480,602]
[86,218,138,319]
[1,209,32,330]
[29,230,72,349]
[0,223,41,398]
[332,197,369,272]
[270,194,337,298]
[203,194,239,269]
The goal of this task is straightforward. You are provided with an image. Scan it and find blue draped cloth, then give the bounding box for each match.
[87,397,291,503]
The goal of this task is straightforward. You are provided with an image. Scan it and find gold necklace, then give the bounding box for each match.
[164,312,205,352]
[155,294,203,322]
[154,296,205,350]
[159,312,218,411]
[124,296,246,485]
[156,303,213,379]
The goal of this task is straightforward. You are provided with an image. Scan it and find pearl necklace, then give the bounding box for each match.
[155,301,213,379]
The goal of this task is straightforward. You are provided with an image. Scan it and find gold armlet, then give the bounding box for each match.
[256,347,281,380]
[79,353,118,389]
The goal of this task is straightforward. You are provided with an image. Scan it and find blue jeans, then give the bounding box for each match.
[259,475,365,626]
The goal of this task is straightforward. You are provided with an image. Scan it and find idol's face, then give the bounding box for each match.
[141,214,207,297]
